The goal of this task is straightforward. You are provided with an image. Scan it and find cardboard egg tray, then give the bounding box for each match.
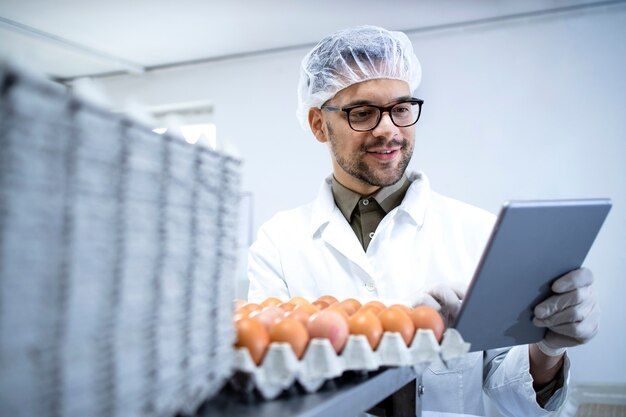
[0,62,241,417]
[230,328,470,400]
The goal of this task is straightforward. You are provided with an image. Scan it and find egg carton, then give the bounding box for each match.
[230,328,470,400]
[0,61,241,417]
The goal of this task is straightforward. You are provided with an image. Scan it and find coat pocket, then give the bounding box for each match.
[421,352,485,415]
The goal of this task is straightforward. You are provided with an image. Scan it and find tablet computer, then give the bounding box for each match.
[452,198,611,352]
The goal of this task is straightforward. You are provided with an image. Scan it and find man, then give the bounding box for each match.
[247,25,599,416]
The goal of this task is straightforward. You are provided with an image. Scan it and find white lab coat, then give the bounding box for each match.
[248,171,568,417]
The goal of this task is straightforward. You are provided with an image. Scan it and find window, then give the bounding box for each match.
[148,100,216,148]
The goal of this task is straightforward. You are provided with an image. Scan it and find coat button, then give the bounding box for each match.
[361,199,369,206]
[365,280,376,291]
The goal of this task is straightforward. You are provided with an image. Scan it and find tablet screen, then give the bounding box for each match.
[452,198,611,352]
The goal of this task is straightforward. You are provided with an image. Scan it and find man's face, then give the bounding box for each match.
[311,79,416,195]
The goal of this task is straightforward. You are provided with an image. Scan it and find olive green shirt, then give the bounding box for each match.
[331,175,410,251]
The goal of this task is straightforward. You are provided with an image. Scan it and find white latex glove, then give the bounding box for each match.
[411,282,466,327]
[532,268,600,356]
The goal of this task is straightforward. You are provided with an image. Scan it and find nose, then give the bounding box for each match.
[371,110,399,138]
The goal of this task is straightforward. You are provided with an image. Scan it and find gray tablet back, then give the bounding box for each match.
[452,199,611,352]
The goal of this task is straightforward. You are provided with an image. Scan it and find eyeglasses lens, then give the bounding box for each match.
[348,102,420,131]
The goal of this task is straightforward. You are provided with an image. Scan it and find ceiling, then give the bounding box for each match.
[0,0,618,81]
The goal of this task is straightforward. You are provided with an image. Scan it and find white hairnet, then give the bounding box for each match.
[296,25,422,130]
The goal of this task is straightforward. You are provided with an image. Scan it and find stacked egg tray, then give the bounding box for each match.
[230,328,470,400]
[0,62,241,417]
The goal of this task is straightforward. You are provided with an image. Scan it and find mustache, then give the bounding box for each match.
[362,138,408,151]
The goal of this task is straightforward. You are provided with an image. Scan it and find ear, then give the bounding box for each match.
[308,108,328,144]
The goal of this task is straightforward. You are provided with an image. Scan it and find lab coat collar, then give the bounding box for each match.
[309,176,373,277]
[310,175,337,238]
[309,171,431,237]
[398,171,431,227]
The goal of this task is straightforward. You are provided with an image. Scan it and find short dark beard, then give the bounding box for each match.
[327,122,413,188]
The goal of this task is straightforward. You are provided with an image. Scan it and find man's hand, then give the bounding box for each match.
[533,267,600,356]
[411,282,466,327]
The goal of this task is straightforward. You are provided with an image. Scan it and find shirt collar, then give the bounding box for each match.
[331,174,410,220]
[310,171,430,237]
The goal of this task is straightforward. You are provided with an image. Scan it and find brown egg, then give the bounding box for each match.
[307,309,350,353]
[269,317,310,359]
[294,303,320,315]
[283,309,312,327]
[348,310,384,350]
[409,306,445,342]
[317,295,339,305]
[236,303,261,317]
[326,305,350,322]
[233,312,247,322]
[249,306,284,331]
[362,300,386,311]
[378,307,415,346]
[359,304,384,315]
[259,297,282,308]
[388,303,411,315]
[312,300,330,310]
[277,302,296,312]
[338,298,362,316]
[289,296,310,306]
[235,318,270,365]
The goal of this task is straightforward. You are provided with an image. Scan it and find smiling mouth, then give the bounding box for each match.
[367,148,401,154]
[366,148,400,161]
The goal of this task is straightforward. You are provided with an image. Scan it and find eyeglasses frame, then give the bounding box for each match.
[320,98,424,132]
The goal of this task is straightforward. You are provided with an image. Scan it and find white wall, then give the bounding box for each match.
[96,6,626,386]
[412,7,626,386]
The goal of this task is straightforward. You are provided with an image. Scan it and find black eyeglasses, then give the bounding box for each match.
[321,98,424,132]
